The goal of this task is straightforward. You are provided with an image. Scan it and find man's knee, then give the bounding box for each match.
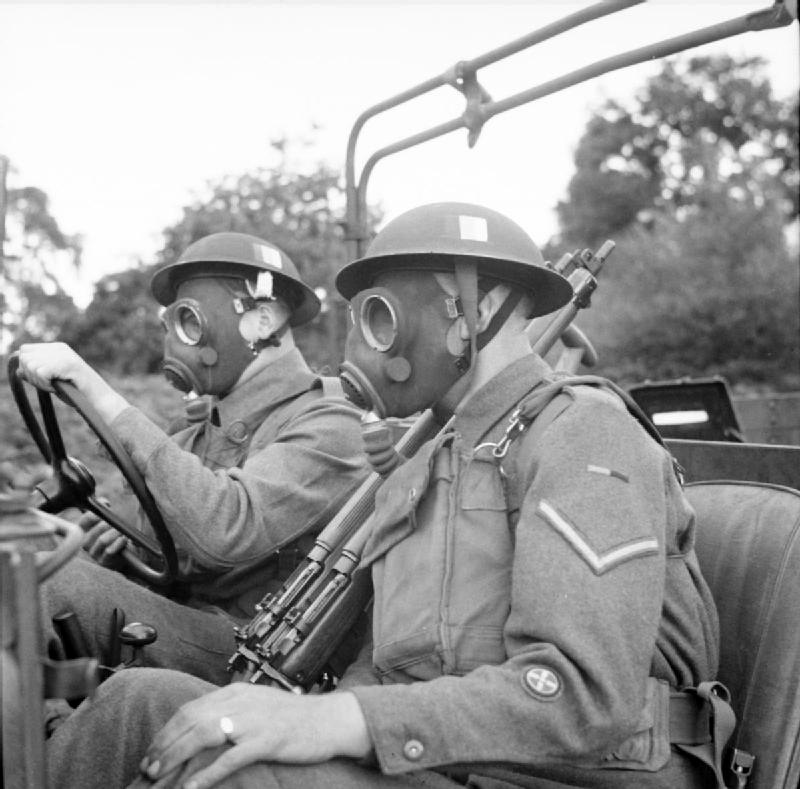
[41,554,110,612]
[99,667,214,719]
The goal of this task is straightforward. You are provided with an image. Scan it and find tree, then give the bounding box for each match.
[555,55,798,250]
[64,265,164,374]
[576,185,798,387]
[1,175,82,351]
[73,139,378,374]
[550,55,799,390]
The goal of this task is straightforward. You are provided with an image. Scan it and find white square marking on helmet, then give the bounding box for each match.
[458,215,488,242]
[255,243,282,269]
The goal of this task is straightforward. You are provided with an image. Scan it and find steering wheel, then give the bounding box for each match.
[7,353,179,588]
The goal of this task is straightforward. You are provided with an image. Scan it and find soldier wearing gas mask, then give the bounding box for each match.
[42,204,726,789]
[16,231,368,689]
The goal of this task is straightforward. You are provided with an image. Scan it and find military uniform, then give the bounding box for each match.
[340,353,718,786]
[41,348,367,685]
[46,353,719,789]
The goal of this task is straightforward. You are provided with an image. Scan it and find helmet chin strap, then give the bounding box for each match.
[435,260,523,417]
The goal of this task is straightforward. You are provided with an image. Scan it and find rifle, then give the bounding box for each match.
[227,411,438,688]
[228,240,615,692]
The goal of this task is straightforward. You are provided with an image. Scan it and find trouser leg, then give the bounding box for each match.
[41,554,237,684]
[47,668,216,789]
[47,669,457,789]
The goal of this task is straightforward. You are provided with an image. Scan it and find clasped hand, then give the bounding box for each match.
[17,342,130,423]
[140,682,371,788]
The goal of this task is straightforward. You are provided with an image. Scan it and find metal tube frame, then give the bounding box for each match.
[343,1,793,262]
[0,154,9,356]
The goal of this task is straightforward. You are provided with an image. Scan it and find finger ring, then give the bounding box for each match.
[219,716,235,745]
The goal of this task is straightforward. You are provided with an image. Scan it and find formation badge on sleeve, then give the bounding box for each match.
[522,666,562,701]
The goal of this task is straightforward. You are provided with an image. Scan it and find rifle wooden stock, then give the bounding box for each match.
[271,568,373,691]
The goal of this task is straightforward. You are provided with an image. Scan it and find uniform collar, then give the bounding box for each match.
[454,353,553,448]
[213,347,315,426]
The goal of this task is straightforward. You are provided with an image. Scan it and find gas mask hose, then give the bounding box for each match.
[360,412,403,476]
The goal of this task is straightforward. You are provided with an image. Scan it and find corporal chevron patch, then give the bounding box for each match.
[536,500,659,575]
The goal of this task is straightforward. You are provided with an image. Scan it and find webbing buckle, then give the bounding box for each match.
[728,748,755,789]
[475,408,529,459]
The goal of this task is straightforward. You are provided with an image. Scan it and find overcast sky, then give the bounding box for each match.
[1,1,798,304]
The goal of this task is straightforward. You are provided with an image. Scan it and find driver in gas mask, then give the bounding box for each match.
[16,231,368,690]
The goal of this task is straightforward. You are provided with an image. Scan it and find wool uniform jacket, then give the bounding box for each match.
[109,348,368,618]
[341,353,719,785]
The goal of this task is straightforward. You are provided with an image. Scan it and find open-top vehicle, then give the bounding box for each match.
[2,2,798,787]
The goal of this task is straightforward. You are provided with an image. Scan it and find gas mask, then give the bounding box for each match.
[339,271,473,418]
[160,276,282,397]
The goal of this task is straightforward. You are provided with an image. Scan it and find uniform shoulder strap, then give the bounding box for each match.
[501,374,670,520]
[501,386,572,519]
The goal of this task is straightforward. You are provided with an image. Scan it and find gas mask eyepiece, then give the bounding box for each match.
[160,299,207,347]
[339,272,473,419]
[359,294,399,352]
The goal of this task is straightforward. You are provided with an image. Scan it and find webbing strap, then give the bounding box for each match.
[515,374,665,448]
[669,690,711,745]
[500,374,670,516]
[454,259,479,369]
[675,682,739,789]
[477,290,523,352]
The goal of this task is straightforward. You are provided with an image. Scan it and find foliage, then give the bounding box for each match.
[556,55,798,250]
[577,186,798,389]
[549,55,799,391]
[63,265,164,374]
[1,179,82,350]
[72,139,379,375]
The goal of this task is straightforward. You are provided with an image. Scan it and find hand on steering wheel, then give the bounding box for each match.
[80,507,130,570]
[7,352,179,588]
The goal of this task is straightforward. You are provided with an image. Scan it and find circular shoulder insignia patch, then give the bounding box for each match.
[522,665,562,700]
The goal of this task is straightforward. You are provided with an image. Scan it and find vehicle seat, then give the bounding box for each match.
[686,480,800,789]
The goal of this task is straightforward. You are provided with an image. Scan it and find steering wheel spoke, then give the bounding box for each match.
[83,495,162,558]
[37,387,67,465]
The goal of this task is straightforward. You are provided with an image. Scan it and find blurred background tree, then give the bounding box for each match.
[0,161,83,352]
[64,265,164,374]
[66,137,380,375]
[546,55,799,390]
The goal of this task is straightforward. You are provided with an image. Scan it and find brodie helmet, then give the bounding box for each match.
[335,202,572,318]
[151,232,320,326]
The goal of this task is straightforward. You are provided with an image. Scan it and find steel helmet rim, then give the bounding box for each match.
[335,202,572,318]
[336,252,572,318]
[150,232,320,326]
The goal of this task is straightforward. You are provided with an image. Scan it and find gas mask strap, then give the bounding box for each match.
[454,259,479,374]
[476,290,523,352]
